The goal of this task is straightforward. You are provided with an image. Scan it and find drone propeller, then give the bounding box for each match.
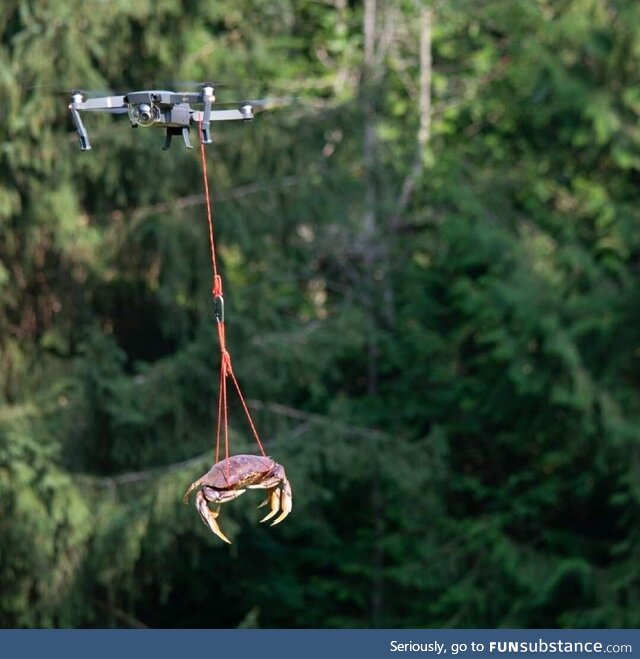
[252,97,296,111]
[167,80,228,89]
[215,97,296,112]
[25,83,121,98]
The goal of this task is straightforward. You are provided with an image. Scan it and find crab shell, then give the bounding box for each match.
[198,454,281,490]
[183,454,292,544]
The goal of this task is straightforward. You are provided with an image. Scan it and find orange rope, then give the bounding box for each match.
[199,128,219,287]
[215,365,224,464]
[229,369,267,457]
[198,122,267,463]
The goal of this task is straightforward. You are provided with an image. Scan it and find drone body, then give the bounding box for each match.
[69,84,254,151]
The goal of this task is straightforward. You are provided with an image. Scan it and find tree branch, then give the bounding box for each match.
[90,597,148,629]
[89,451,211,487]
[105,175,301,224]
[390,5,432,228]
[79,400,396,489]
[246,399,394,440]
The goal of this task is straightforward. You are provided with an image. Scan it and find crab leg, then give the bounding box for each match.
[259,478,293,526]
[196,490,232,544]
[270,478,293,526]
[254,484,277,509]
[250,471,286,512]
[259,488,281,524]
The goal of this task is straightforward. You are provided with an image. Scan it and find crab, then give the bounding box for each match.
[183,454,292,544]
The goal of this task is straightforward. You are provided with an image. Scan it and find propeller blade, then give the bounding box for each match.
[163,80,228,92]
[214,97,296,112]
[250,97,296,111]
[25,83,121,97]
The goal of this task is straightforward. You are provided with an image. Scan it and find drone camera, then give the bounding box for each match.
[129,102,160,127]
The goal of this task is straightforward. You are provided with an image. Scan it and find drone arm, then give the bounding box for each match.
[74,95,127,112]
[69,105,91,151]
[193,107,254,122]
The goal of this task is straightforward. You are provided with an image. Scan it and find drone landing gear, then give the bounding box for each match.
[69,105,91,151]
[200,93,212,144]
[163,126,193,151]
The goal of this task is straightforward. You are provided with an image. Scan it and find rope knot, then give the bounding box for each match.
[221,350,232,377]
[213,274,223,297]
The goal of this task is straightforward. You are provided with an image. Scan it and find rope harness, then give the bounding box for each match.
[198,123,267,465]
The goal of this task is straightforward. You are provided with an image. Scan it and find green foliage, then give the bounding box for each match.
[1,0,640,629]
[0,406,91,626]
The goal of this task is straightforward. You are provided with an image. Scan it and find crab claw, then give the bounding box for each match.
[183,478,203,504]
[196,491,232,544]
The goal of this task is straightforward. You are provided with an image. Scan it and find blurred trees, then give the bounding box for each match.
[1,0,640,628]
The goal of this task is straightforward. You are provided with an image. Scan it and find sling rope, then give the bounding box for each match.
[198,122,267,464]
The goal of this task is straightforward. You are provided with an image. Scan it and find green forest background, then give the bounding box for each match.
[2,0,640,628]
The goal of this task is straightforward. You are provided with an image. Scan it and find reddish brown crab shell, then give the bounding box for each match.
[199,454,278,490]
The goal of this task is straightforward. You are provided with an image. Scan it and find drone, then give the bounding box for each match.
[68,83,255,151]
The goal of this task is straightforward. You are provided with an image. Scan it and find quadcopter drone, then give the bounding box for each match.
[68,83,254,151]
